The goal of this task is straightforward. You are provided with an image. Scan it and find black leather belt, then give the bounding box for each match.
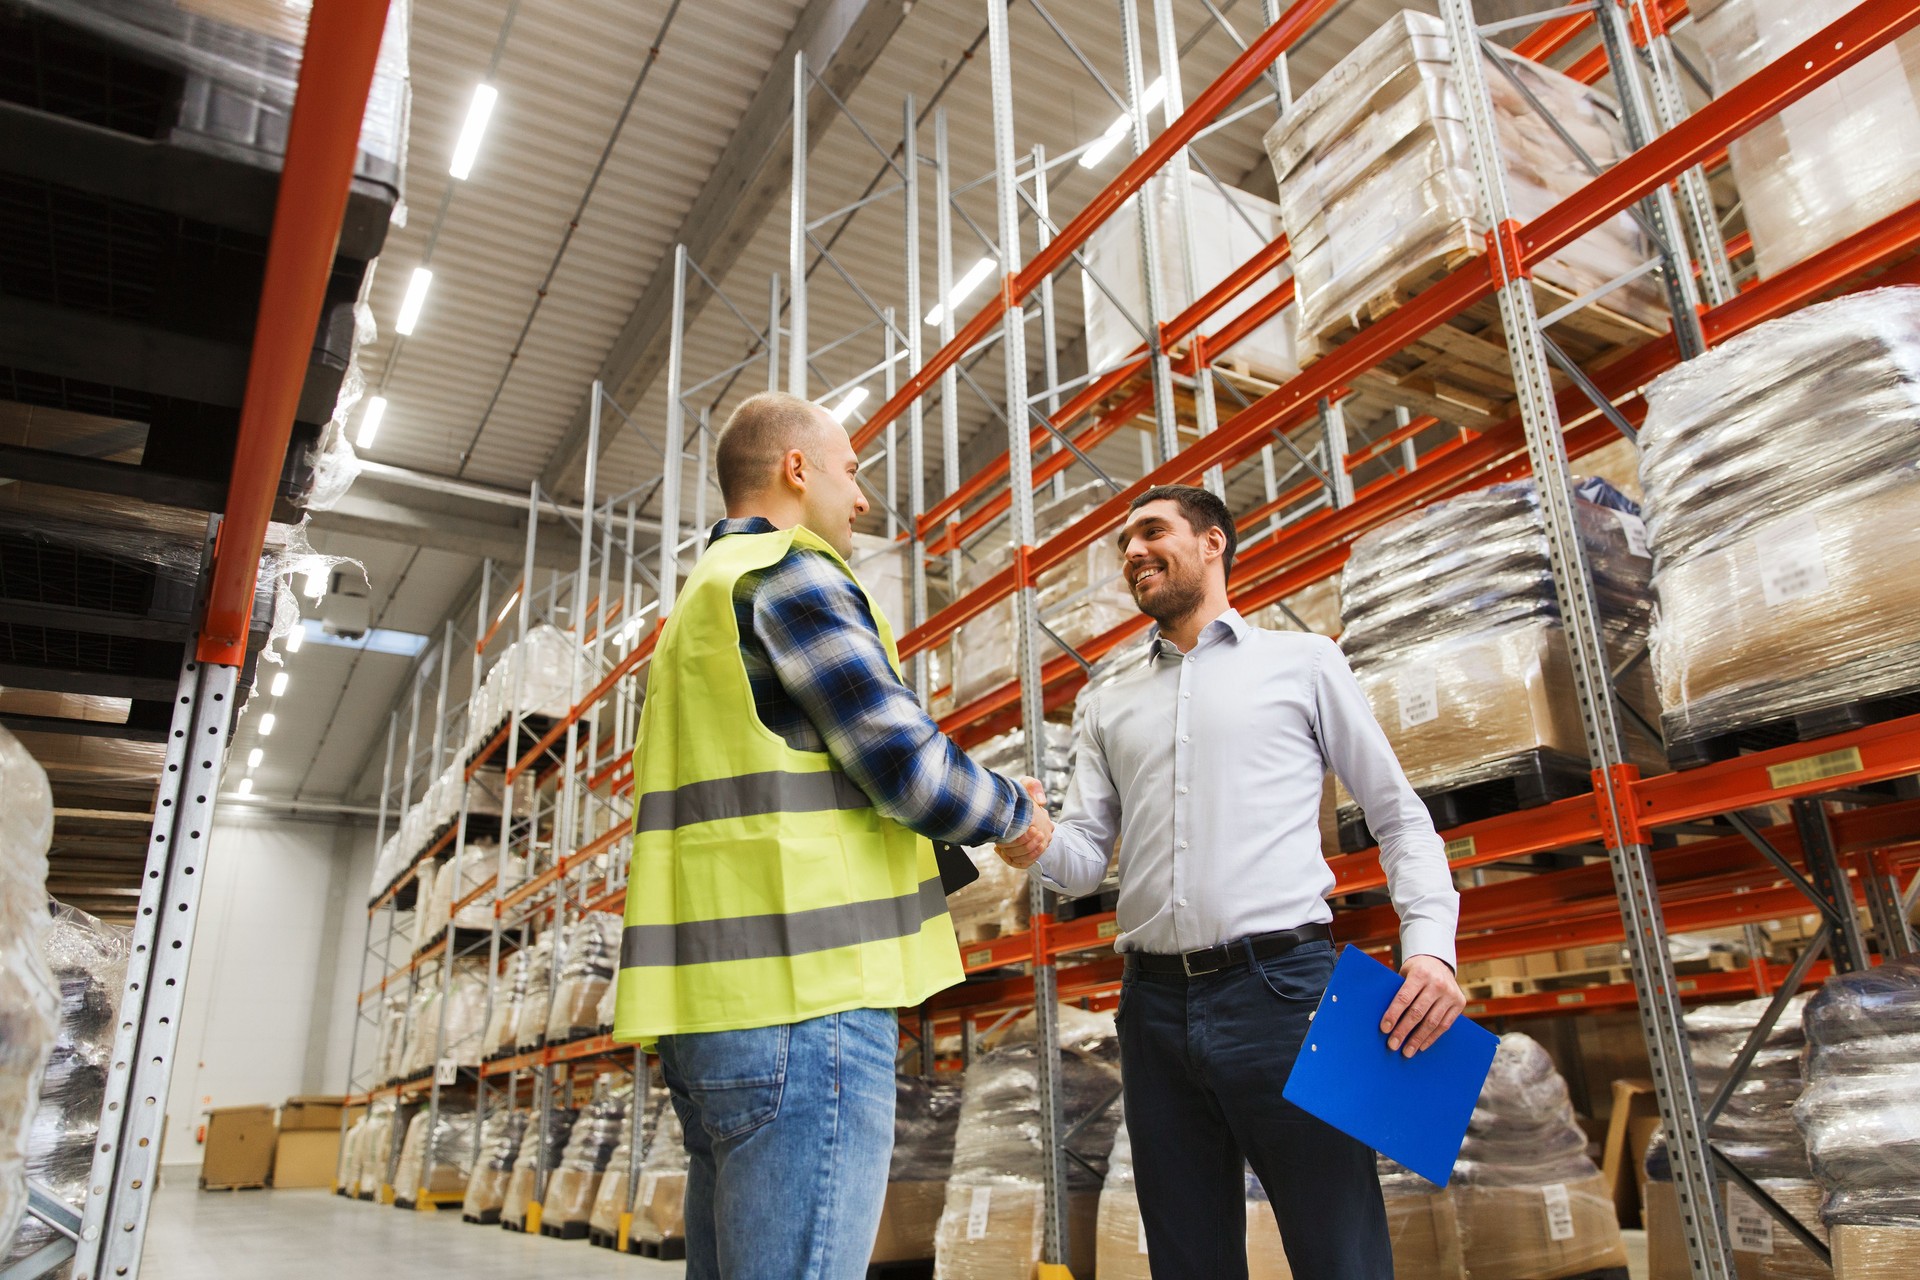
[1126,923,1333,979]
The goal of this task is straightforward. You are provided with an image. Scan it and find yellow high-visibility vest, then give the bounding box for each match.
[611,524,963,1048]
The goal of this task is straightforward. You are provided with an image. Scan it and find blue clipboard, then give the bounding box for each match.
[1281,945,1498,1187]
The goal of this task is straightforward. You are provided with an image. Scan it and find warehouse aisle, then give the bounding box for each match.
[140,1183,686,1278]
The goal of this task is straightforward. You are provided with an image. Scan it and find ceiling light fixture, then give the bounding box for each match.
[1079,77,1166,169]
[258,712,276,737]
[270,672,289,697]
[924,257,997,328]
[238,777,254,796]
[303,565,329,600]
[829,387,870,424]
[285,626,304,654]
[247,748,263,769]
[356,395,387,448]
[448,83,499,180]
[395,266,434,336]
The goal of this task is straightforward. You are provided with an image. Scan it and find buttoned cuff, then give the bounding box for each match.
[1002,784,1034,842]
[1400,923,1457,972]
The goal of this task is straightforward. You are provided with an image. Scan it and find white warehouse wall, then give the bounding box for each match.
[160,809,375,1171]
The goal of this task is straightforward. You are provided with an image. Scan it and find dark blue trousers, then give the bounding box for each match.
[1117,938,1394,1279]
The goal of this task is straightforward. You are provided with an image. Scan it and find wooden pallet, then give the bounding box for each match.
[1666,683,1920,771]
[1339,748,1595,854]
[198,1181,266,1192]
[629,1236,688,1260]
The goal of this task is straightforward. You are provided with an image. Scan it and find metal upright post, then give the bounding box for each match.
[1436,3,1733,1277]
[663,246,688,613]
[1792,799,1868,972]
[904,96,932,704]
[420,619,461,1195]
[884,315,899,539]
[985,1,1069,1268]
[769,272,783,392]
[695,408,711,539]
[1395,406,1418,472]
[1260,0,1292,525]
[1319,396,1354,507]
[789,53,809,398]
[934,108,964,615]
[1032,144,1068,505]
[1118,0,1180,464]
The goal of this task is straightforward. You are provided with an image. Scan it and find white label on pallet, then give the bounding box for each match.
[1137,1213,1149,1253]
[966,1186,993,1240]
[1754,514,1830,607]
[434,1058,456,1086]
[1728,1187,1774,1254]
[640,1172,660,1206]
[1398,668,1439,729]
[1542,1183,1576,1241]
[1613,510,1650,558]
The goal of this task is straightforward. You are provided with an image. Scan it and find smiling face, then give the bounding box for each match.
[793,409,869,559]
[1117,497,1224,625]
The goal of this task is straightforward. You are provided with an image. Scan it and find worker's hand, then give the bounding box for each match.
[995,776,1054,869]
[1382,954,1465,1058]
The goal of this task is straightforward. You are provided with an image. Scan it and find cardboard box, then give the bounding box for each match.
[1832,1223,1920,1279]
[1385,1191,1467,1280]
[1095,1183,1151,1280]
[278,1096,354,1132]
[1455,1173,1629,1280]
[1601,1079,1660,1228]
[872,1180,947,1264]
[270,1129,341,1189]
[632,1170,687,1244]
[1645,1178,1832,1280]
[934,1185,1099,1280]
[201,1105,278,1188]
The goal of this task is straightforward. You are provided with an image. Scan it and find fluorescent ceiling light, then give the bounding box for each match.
[495,589,521,626]
[238,777,254,796]
[284,626,304,654]
[924,256,998,327]
[296,618,431,657]
[270,671,289,697]
[303,565,329,600]
[357,395,387,448]
[829,387,870,424]
[395,266,434,336]
[258,712,276,737]
[247,748,263,769]
[448,83,499,180]
[1080,77,1166,169]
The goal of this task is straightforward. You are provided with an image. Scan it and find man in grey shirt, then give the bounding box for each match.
[996,484,1463,1279]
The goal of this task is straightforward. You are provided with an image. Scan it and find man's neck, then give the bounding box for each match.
[1157,594,1231,653]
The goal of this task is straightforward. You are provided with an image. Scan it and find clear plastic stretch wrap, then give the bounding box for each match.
[0,729,56,1261]
[449,841,509,930]
[400,958,487,1073]
[345,1098,396,1197]
[514,934,559,1050]
[500,1105,579,1230]
[632,1098,688,1245]
[588,1133,631,1238]
[947,725,1073,944]
[2,905,127,1272]
[1795,958,1920,1227]
[459,623,596,762]
[1694,0,1920,281]
[484,947,532,1060]
[1335,479,1660,820]
[951,508,1135,709]
[543,1079,628,1229]
[1638,287,1920,745]
[392,1103,477,1201]
[546,914,620,1042]
[372,995,407,1082]
[338,1114,369,1194]
[933,1008,1121,1280]
[1095,1119,1148,1280]
[892,1074,963,1183]
[1691,994,1814,1180]
[1082,170,1300,384]
[1263,10,1663,354]
[461,1108,529,1221]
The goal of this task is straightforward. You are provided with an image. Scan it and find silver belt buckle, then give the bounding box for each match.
[1181,948,1205,977]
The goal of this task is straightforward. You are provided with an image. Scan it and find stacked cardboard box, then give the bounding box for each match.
[873,1075,962,1265]
[629,1101,688,1249]
[540,1080,626,1235]
[392,1104,477,1205]
[461,1109,528,1222]
[499,1106,577,1230]
[200,1105,277,1189]
[272,1096,358,1189]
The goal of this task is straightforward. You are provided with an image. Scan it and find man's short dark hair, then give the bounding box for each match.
[1128,484,1237,582]
[715,392,829,507]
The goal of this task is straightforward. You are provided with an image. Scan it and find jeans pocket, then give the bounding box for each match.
[667,1022,791,1142]
[1255,940,1335,1003]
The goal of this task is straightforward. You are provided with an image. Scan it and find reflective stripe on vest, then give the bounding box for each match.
[633,768,871,833]
[621,876,946,968]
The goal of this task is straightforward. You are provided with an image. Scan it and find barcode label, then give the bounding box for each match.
[1767,746,1864,790]
[1754,514,1829,607]
[1542,1183,1575,1241]
[640,1172,659,1205]
[966,1186,992,1239]
[1097,920,1120,940]
[965,949,992,968]
[1728,1188,1773,1254]
[1398,668,1439,729]
[1444,836,1477,862]
[1614,510,1650,558]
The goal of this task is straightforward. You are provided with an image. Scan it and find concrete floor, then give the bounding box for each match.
[142,1182,686,1278]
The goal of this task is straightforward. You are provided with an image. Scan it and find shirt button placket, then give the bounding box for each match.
[1173,653,1189,947]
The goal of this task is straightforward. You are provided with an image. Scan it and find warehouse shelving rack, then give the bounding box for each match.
[333,3,1920,1279]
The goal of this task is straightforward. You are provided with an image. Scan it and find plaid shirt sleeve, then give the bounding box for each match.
[749,546,1033,847]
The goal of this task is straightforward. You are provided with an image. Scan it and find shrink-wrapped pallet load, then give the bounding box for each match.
[932,1007,1120,1280]
[1377,1158,1466,1280]
[1795,959,1920,1277]
[514,934,559,1051]
[588,1133,632,1243]
[500,1105,577,1231]
[485,944,535,1059]
[1334,478,1661,847]
[462,1109,529,1223]
[348,1099,397,1198]
[873,1075,964,1265]
[947,726,1074,945]
[1637,288,1920,759]
[392,1104,477,1207]
[460,624,595,761]
[1694,0,1920,281]
[541,1079,626,1237]
[1263,10,1664,359]
[546,915,619,1042]
[1082,171,1300,385]
[630,1100,689,1248]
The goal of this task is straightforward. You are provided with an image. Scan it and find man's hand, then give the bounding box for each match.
[1381,954,1465,1058]
[995,776,1054,869]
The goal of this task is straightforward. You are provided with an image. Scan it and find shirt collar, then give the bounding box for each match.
[709,516,778,546]
[1147,607,1250,660]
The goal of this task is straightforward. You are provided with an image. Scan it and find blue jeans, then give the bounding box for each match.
[657,1007,897,1280]
[1118,939,1393,1280]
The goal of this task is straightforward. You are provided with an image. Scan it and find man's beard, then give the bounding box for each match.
[1133,559,1207,625]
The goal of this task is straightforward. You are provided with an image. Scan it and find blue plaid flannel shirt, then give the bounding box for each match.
[716,517,1032,847]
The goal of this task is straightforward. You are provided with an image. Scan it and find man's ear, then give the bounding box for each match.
[780,448,808,494]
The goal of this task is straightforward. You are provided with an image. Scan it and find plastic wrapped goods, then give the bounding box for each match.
[460,624,595,761]
[0,729,56,1261]
[392,1103,478,1204]
[1082,171,1300,384]
[947,844,1031,948]
[588,1133,633,1239]
[500,1105,579,1231]
[461,1109,528,1222]
[1795,959,1920,1227]
[338,1114,369,1195]
[1096,1120,1149,1279]
[892,1075,962,1183]
[631,1101,689,1246]
[345,1099,397,1198]
[484,948,532,1060]
[542,1080,627,1233]
[546,915,620,1042]
[1694,0,1920,281]
[513,935,559,1050]
[1263,11,1663,354]
[1335,479,1660,828]
[1691,994,1814,1180]
[1638,288,1920,748]
[2,905,127,1272]
[931,1009,1121,1279]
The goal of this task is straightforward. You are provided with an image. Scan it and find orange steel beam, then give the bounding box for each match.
[199,0,393,663]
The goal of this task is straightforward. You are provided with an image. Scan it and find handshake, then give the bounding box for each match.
[994,776,1054,870]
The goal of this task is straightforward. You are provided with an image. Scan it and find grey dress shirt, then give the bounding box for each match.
[1034,607,1460,966]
